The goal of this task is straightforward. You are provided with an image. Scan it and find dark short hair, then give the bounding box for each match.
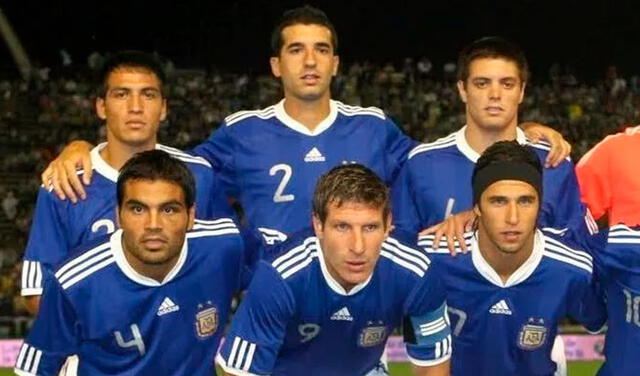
[96,50,166,98]
[457,36,529,84]
[312,164,389,225]
[270,5,338,57]
[117,150,195,209]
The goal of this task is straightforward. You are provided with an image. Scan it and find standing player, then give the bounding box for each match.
[14,150,244,375]
[576,125,640,229]
[392,37,584,237]
[20,51,232,314]
[417,141,606,376]
[217,164,451,376]
[41,7,569,248]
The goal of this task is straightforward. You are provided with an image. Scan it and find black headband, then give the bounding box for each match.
[472,161,542,204]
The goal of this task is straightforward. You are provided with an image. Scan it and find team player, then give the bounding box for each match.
[20,51,231,314]
[42,7,569,248]
[392,37,584,237]
[574,225,640,375]
[217,164,451,376]
[576,125,640,228]
[14,150,244,376]
[417,141,606,376]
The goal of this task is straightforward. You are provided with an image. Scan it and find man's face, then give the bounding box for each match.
[118,179,194,270]
[313,201,391,292]
[457,58,525,132]
[475,180,538,255]
[270,23,339,102]
[96,68,167,148]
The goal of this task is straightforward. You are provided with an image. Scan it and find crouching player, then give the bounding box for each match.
[217,164,451,375]
[418,141,606,375]
[15,150,244,375]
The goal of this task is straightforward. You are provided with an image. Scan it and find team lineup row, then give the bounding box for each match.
[13,5,636,376]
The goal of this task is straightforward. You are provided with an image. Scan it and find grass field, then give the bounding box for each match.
[1,362,604,375]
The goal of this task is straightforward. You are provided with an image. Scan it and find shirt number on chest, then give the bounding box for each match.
[270,164,295,203]
[114,324,146,356]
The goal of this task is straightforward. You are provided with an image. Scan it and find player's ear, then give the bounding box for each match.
[96,97,107,120]
[270,56,282,78]
[518,81,526,104]
[473,203,481,217]
[159,98,168,122]
[384,213,393,236]
[312,214,324,239]
[457,80,468,103]
[332,55,339,76]
[187,206,195,231]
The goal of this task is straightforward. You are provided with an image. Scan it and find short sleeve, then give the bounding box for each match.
[216,262,295,374]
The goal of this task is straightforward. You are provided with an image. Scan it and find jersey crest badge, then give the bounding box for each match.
[195,301,218,339]
[359,322,387,347]
[518,318,547,350]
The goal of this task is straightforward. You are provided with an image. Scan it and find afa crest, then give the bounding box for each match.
[359,321,387,347]
[195,302,218,339]
[518,318,547,350]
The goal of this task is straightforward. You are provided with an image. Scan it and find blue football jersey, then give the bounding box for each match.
[216,229,451,376]
[15,218,243,376]
[392,127,585,234]
[191,100,416,244]
[580,225,640,376]
[418,229,606,376]
[21,143,232,296]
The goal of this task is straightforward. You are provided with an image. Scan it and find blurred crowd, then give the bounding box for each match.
[0,57,639,324]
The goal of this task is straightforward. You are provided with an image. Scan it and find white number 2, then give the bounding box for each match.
[270,164,295,203]
[114,324,146,356]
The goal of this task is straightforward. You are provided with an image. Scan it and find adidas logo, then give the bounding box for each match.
[330,307,353,321]
[489,299,512,315]
[157,297,180,316]
[304,147,326,162]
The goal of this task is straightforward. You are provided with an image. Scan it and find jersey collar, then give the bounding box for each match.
[470,229,544,288]
[315,237,373,296]
[274,99,338,136]
[110,229,189,287]
[91,142,167,183]
[455,125,527,163]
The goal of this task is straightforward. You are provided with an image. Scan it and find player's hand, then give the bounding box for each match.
[41,141,94,203]
[520,122,572,168]
[419,210,475,256]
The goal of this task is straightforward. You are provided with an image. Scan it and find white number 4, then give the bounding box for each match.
[114,324,146,356]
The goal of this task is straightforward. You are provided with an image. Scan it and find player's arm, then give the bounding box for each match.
[40,140,94,202]
[15,276,79,375]
[383,118,419,184]
[403,259,452,372]
[216,262,295,375]
[519,122,571,167]
[391,160,422,235]
[412,361,450,376]
[538,159,585,231]
[21,187,71,315]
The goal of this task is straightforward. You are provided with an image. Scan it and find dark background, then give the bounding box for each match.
[1,0,639,80]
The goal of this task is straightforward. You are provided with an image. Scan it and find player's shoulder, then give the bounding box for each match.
[540,229,594,275]
[187,218,241,244]
[417,231,473,259]
[607,224,640,247]
[223,104,277,127]
[53,234,116,291]
[378,229,433,278]
[266,228,319,280]
[334,100,386,121]
[408,131,457,160]
[524,138,574,166]
[156,144,212,169]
